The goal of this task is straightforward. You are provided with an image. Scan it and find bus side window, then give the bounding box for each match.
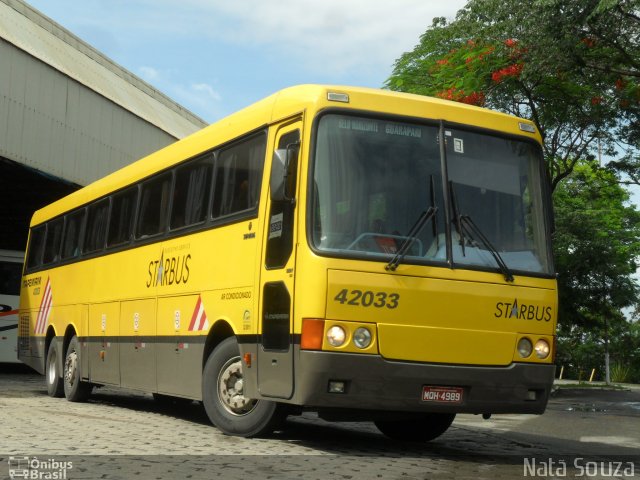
[212,133,266,219]
[43,218,64,265]
[26,226,46,270]
[83,199,110,254]
[61,210,86,260]
[171,157,213,230]
[0,259,22,296]
[108,187,138,247]
[137,173,172,238]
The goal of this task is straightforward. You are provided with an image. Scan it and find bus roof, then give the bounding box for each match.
[30,84,541,226]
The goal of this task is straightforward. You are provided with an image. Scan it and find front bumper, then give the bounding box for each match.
[294,349,555,414]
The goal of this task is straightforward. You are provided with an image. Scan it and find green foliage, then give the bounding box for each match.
[615,320,640,382]
[608,154,640,187]
[553,161,640,382]
[386,0,640,190]
[610,362,631,383]
[557,319,640,383]
[556,332,602,380]
[553,161,640,327]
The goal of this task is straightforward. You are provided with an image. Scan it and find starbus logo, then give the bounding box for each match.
[8,456,72,479]
[146,249,191,288]
[494,299,552,322]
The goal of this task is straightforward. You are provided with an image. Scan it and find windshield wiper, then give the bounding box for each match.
[449,182,514,282]
[449,181,466,256]
[386,206,438,271]
[459,214,515,282]
[430,175,439,252]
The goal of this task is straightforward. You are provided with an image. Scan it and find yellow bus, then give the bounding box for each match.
[18,85,556,441]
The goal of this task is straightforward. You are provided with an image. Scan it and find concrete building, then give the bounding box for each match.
[0,0,207,251]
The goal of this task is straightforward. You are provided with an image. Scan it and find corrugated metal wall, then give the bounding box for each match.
[0,38,180,186]
[0,0,206,141]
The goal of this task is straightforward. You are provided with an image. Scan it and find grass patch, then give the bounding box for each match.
[555,382,628,390]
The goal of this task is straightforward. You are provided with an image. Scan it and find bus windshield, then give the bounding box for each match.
[311,113,552,276]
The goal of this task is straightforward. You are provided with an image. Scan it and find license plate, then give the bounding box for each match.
[421,386,464,404]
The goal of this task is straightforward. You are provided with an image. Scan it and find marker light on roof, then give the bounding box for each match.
[327,92,350,103]
[519,122,536,133]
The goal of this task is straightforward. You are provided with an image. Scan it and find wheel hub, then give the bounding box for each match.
[217,357,257,416]
[64,350,78,387]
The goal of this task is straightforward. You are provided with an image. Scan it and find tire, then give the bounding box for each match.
[375,413,456,442]
[45,340,64,398]
[202,337,285,437]
[63,335,92,402]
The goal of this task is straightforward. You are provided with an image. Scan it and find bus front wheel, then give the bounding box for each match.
[63,335,92,402]
[45,340,64,398]
[202,337,284,437]
[374,413,456,442]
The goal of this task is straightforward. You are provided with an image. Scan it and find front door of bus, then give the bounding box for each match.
[257,122,301,399]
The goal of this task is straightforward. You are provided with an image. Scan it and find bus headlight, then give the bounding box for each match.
[517,338,533,358]
[326,326,346,347]
[534,339,550,359]
[353,327,372,349]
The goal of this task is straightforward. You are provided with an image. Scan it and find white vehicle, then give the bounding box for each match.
[0,250,23,363]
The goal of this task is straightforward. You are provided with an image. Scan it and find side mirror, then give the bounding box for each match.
[270,143,299,203]
[270,149,288,202]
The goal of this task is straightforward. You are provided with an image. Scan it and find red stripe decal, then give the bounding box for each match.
[188,296,201,331]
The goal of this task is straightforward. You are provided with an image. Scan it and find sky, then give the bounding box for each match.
[22,0,640,211]
[26,0,468,124]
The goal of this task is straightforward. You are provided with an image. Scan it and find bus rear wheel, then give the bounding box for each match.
[45,340,64,398]
[202,337,284,437]
[374,413,456,442]
[63,335,92,402]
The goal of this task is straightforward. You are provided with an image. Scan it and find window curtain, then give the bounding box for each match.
[185,164,209,224]
[247,140,264,209]
[315,122,366,248]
